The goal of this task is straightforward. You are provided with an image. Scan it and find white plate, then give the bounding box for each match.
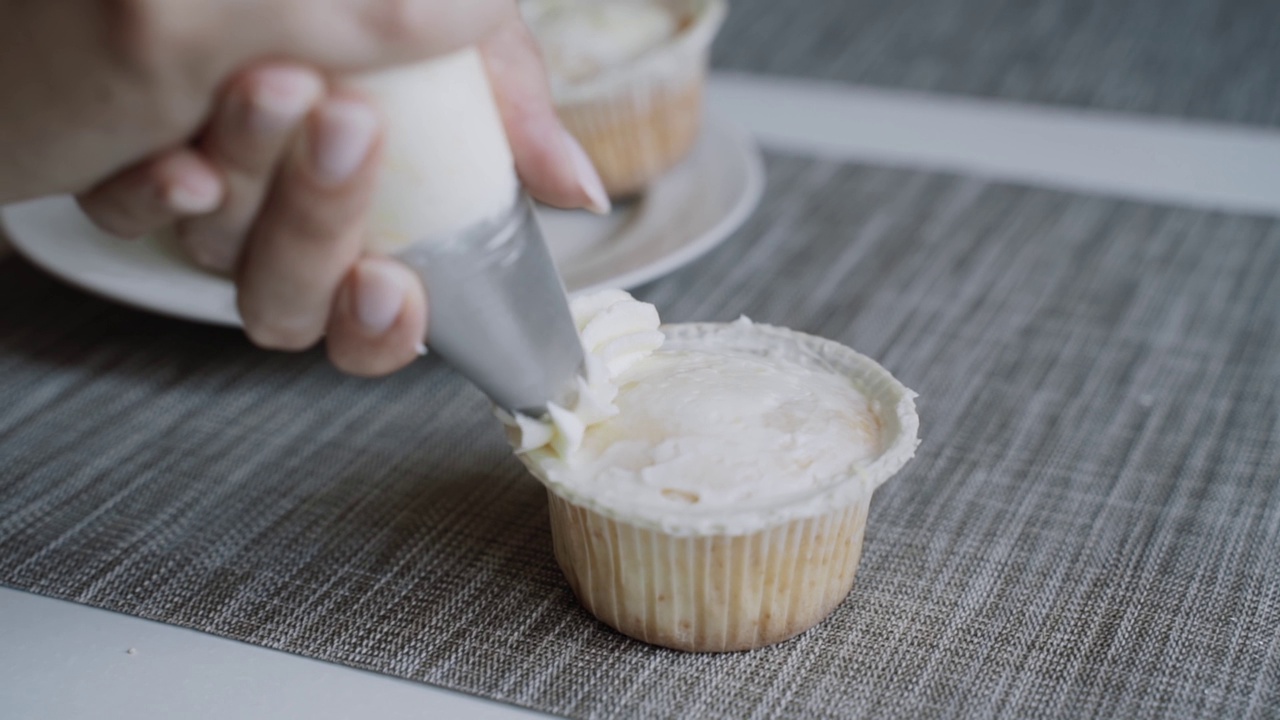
[1,115,763,327]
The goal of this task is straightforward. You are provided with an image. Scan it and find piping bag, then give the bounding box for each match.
[352,49,586,416]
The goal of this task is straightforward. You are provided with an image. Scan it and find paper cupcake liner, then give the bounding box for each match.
[548,492,870,652]
[545,0,727,198]
[557,76,705,198]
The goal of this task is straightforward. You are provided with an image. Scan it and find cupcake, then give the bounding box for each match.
[502,291,920,652]
[522,0,727,199]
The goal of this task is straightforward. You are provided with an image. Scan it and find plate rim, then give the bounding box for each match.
[567,114,764,295]
[2,206,246,327]
[1,114,764,328]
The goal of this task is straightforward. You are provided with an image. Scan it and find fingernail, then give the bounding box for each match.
[311,99,379,187]
[353,259,407,335]
[250,67,323,133]
[414,342,429,356]
[562,129,610,215]
[166,171,222,214]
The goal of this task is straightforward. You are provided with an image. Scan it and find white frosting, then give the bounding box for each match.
[501,289,665,458]
[505,291,920,536]
[352,49,519,253]
[524,1,679,83]
[553,347,882,507]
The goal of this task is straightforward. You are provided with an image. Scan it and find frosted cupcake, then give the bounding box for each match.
[522,0,727,198]
[502,291,919,652]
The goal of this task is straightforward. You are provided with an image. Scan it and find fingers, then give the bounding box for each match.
[177,64,325,272]
[480,16,609,213]
[235,91,382,351]
[230,85,429,375]
[326,258,428,377]
[76,149,223,239]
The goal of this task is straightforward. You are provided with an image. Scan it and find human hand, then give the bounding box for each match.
[4,1,608,376]
[0,0,521,204]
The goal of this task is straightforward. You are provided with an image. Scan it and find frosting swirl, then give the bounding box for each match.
[499,290,665,458]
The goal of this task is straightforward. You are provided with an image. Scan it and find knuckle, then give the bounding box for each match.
[216,68,323,174]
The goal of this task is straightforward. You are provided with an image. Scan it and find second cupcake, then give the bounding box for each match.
[523,0,727,199]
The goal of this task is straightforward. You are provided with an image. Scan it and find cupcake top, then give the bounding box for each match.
[522,0,726,100]
[523,0,680,83]
[502,291,919,535]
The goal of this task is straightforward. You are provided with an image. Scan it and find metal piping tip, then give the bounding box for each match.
[395,191,586,415]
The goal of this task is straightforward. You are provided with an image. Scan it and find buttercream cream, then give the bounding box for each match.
[502,291,920,536]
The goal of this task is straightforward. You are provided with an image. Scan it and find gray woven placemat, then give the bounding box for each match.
[2,153,1279,719]
[713,0,1280,127]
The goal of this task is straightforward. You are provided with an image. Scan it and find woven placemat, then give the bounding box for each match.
[713,0,1280,127]
[2,154,1279,718]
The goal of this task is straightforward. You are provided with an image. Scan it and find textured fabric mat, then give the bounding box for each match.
[714,0,1280,127]
[2,153,1280,719]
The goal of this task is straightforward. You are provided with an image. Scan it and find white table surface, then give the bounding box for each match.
[0,587,549,720]
[3,76,1278,720]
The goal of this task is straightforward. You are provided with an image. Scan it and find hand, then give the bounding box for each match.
[2,1,609,376]
[0,0,515,204]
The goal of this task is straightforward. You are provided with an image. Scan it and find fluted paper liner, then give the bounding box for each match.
[549,493,870,652]
[525,321,919,652]
[542,0,727,198]
[557,78,705,199]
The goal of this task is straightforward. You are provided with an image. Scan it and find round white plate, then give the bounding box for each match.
[1,115,763,327]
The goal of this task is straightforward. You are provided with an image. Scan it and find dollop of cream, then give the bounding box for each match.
[500,289,665,458]
[504,291,896,532]
[526,339,883,513]
[523,0,679,83]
